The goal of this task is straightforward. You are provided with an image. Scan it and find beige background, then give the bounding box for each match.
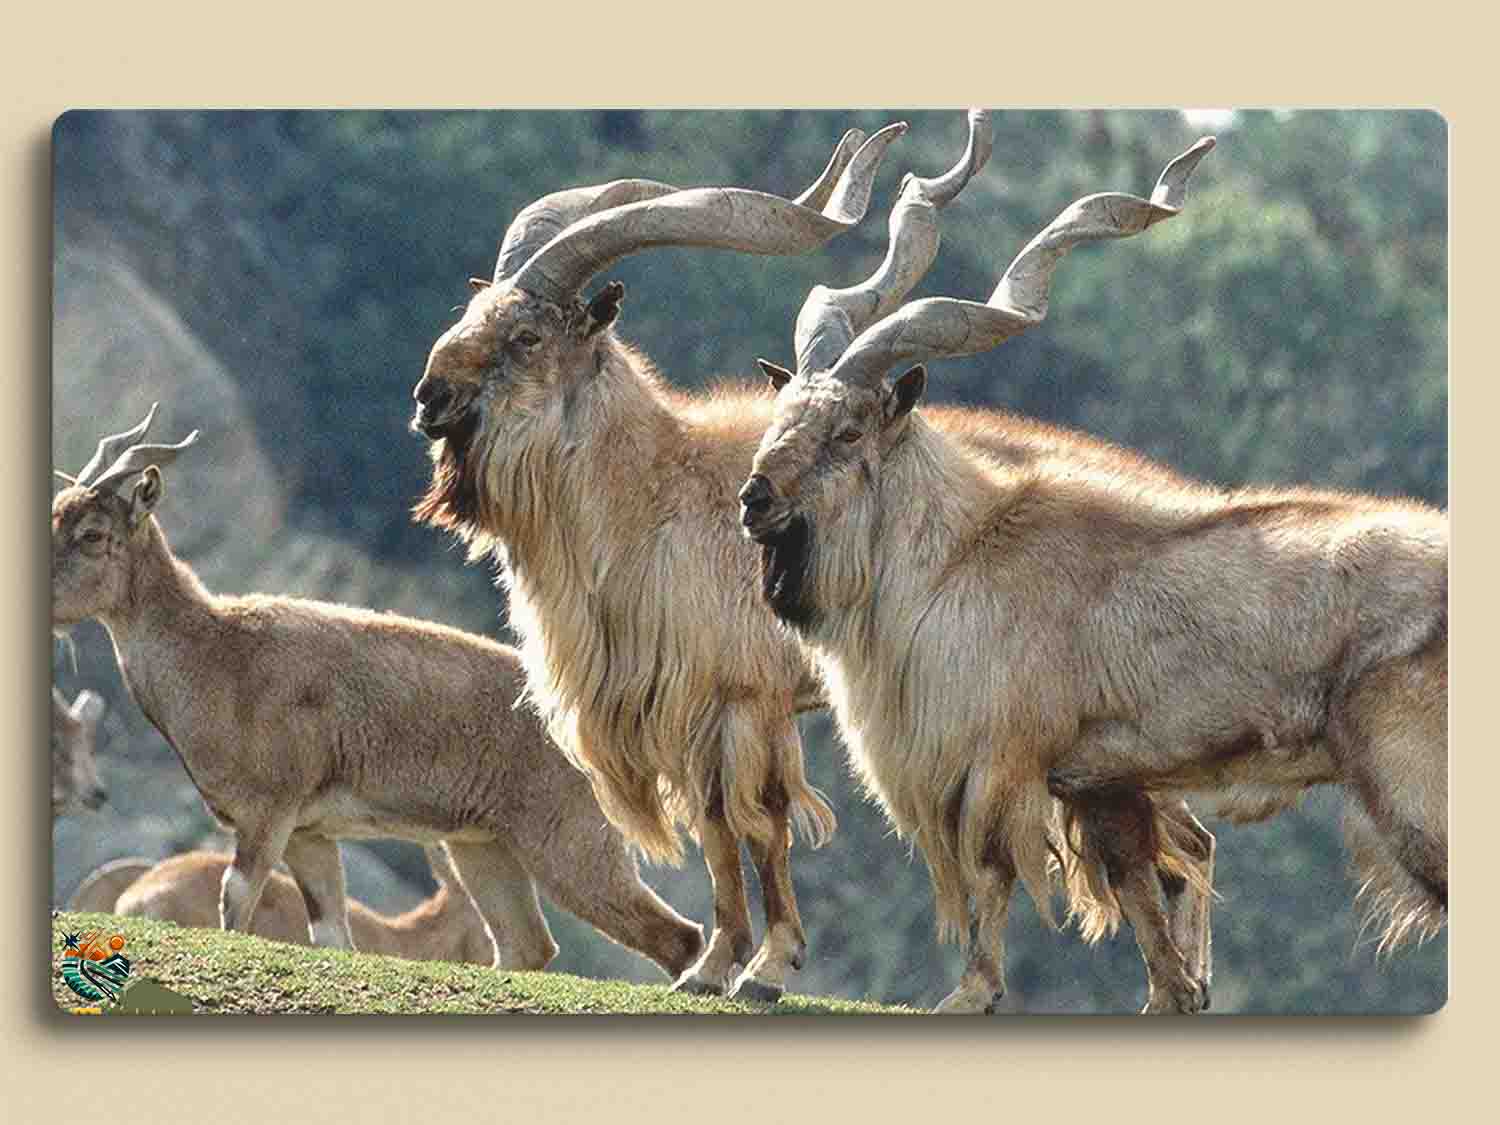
[4,3,1485,1121]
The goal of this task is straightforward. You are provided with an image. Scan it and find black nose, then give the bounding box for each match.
[414,378,450,409]
[739,475,774,517]
[86,785,107,810]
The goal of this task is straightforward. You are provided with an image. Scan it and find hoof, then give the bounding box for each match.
[933,988,998,1015]
[729,975,784,1005]
[1142,979,1207,1015]
[671,971,727,998]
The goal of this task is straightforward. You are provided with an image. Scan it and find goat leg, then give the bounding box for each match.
[281,830,356,950]
[672,805,753,997]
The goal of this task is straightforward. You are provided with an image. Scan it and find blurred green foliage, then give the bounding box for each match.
[52,108,1445,1014]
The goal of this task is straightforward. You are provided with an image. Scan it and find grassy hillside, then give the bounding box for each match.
[51,912,916,1016]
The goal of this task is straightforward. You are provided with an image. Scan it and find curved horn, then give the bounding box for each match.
[90,429,200,496]
[830,136,1215,390]
[793,127,868,210]
[903,108,993,209]
[493,126,870,285]
[792,110,993,375]
[76,403,157,485]
[510,122,909,306]
[495,180,680,284]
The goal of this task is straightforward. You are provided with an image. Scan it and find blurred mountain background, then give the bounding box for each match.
[50,108,1447,1014]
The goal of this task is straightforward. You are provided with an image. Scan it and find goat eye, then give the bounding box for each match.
[79,529,105,545]
[836,427,863,445]
[511,330,542,350]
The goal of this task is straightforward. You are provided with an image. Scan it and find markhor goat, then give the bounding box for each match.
[750,122,1218,1011]
[412,121,910,1001]
[413,114,1216,1004]
[744,138,1445,1014]
[70,847,495,965]
[51,410,704,980]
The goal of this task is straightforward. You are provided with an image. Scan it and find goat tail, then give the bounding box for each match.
[1346,801,1446,955]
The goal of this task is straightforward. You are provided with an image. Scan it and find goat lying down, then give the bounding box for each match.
[51,410,704,981]
[69,847,496,966]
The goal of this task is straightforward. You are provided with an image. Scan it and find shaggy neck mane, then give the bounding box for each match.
[418,331,792,861]
[412,409,483,543]
[810,414,993,657]
[490,338,681,584]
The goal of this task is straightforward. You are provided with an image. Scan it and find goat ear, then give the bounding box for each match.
[468,277,491,293]
[584,280,625,337]
[885,365,926,424]
[758,359,795,392]
[128,466,163,527]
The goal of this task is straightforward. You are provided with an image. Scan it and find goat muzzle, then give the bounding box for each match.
[411,378,466,439]
[739,474,791,540]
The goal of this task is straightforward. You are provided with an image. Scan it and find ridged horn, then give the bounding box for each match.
[75,403,157,486]
[793,127,868,210]
[830,136,1215,390]
[493,126,870,285]
[509,122,909,306]
[792,110,993,376]
[89,428,200,496]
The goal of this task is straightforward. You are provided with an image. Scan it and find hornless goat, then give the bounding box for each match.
[51,410,704,981]
[73,847,495,965]
[53,686,107,817]
[743,137,1444,1014]
[412,113,1215,1004]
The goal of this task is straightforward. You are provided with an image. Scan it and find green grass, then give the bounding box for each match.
[51,912,917,1016]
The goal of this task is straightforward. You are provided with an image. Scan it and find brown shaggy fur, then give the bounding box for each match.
[413,283,1216,1002]
[52,474,703,980]
[746,370,1445,1011]
[53,686,106,818]
[77,849,496,965]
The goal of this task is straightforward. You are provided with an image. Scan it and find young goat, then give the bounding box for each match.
[72,847,495,965]
[52,686,107,817]
[51,410,704,981]
[744,138,1444,1013]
